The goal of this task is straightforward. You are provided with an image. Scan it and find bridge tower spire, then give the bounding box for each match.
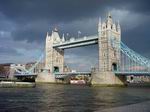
[98,17,101,36]
[117,20,121,34]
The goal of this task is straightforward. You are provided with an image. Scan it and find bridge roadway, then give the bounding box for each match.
[53,35,98,49]
[115,71,150,76]
[13,71,150,78]
[13,72,91,79]
[14,73,37,77]
[55,72,91,79]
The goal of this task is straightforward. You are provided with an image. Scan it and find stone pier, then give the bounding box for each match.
[91,71,126,86]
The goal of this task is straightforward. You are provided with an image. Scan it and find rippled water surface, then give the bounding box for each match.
[0,84,150,112]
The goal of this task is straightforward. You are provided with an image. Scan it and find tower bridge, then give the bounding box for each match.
[11,13,150,85]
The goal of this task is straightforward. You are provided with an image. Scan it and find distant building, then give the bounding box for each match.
[0,61,45,79]
[0,63,14,78]
[63,65,72,72]
[25,62,45,73]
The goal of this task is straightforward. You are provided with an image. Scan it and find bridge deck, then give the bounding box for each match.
[55,72,91,79]
[54,72,91,75]
[115,71,150,76]
[14,73,37,77]
[53,35,98,49]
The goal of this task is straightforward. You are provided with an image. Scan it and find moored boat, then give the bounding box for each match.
[0,81,36,88]
[70,79,86,85]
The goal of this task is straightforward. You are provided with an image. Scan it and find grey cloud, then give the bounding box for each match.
[0,0,150,43]
[122,20,150,56]
[0,46,22,56]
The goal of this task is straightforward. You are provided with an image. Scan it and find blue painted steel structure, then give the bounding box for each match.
[115,71,150,76]
[12,34,150,78]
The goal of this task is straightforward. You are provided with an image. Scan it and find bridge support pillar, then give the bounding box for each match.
[91,72,126,86]
[36,72,55,83]
[9,65,15,79]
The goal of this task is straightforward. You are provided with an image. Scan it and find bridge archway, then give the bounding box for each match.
[112,63,117,71]
[53,66,59,73]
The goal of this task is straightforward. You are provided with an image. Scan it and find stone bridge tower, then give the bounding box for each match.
[36,28,64,83]
[92,13,126,85]
[45,28,64,73]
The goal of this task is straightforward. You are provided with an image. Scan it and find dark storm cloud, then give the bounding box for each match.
[0,0,106,42]
[122,20,150,57]
[0,0,150,43]
[0,0,149,22]
[0,0,104,22]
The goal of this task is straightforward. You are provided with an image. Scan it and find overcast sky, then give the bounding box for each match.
[0,0,150,71]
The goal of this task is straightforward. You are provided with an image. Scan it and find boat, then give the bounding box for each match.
[0,81,36,88]
[70,79,86,84]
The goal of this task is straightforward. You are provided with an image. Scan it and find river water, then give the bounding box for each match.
[0,84,150,112]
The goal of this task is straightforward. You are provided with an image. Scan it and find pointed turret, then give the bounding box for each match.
[117,21,121,34]
[106,12,113,29]
[46,31,50,41]
[112,23,116,31]
[62,33,65,42]
[107,12,112,18]
[98,17,101,36]
[46,32,49,37]
[54,27,58,32]
[51,27,61,44]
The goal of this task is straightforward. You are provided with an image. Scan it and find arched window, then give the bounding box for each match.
[54,66,59,73]
[112,63,117,71]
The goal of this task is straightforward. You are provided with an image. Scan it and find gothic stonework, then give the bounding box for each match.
[45,28,64,73]
[37,13,126,85]
[36,28,64,83]
[99,13,121,72]
[91,13,126,86]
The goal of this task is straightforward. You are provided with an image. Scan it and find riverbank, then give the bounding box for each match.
[100,101,150,112]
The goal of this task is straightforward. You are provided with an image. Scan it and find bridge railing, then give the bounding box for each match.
[115,41,150,75]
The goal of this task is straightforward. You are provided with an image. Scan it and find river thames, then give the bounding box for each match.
[0,84,150,112]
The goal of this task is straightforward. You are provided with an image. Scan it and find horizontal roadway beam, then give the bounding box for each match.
[115,71,150,76]
[54,72,91,75]
[55,72,91,79]
[57,40,98,49]
[14,74,37,77]
[53,36,98,49]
